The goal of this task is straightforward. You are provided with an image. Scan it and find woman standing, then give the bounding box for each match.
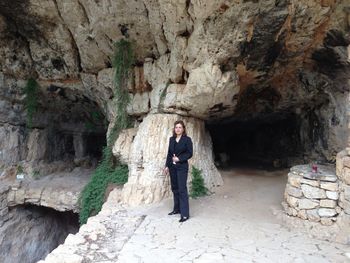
[163,120,193,222]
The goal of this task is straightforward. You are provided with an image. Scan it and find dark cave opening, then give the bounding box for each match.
[34,87,109,167]
[207,112,305,169]
[0,204,79,263]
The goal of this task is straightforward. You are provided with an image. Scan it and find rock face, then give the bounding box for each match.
[6,168,92,212]
[0,0,349,206]
[120,113,223,206]
[38,189,145,263]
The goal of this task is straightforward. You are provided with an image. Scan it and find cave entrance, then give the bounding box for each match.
[205,111,309,221]
[34,85,109,168]
[0,204,79,263]
[206,112,305,170]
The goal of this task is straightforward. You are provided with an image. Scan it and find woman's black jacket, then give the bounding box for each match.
[165,135,193,169]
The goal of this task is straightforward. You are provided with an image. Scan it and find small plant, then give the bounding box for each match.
[23,78,39,129]
[159,81,171,110]
[190,166,208,198]
[32,171,41,180]
[16,165,24,174]
[84,111,105,132]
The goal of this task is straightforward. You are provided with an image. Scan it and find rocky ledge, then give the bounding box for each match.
[5,168,92,213]
[38,189,145,263]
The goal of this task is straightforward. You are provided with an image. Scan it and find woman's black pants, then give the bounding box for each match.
[169,165,189,217]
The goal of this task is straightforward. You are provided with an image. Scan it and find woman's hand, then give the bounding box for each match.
[172,154,179,163]
[163,167,169,175]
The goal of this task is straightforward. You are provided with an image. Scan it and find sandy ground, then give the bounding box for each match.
[117,168,350,262]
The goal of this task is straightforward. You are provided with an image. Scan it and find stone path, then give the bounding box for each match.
[40,168,350,262]
[118,212,348,262]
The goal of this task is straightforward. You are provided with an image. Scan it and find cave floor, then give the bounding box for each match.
[41,168,350,263]
[117,168,350,262]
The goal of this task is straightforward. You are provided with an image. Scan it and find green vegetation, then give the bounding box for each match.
[84,110,105,132]
[23,78,39,129]
[190,166,209,198]
[16,164,24,174]
[79,39,135,225]
[159,81,171,110]
[32,171,41,180]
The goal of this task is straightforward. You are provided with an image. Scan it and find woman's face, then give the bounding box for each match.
[174,124,184,135]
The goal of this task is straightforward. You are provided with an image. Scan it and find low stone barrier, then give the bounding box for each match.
[282,164,341,226]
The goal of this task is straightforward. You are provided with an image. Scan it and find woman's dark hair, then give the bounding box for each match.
[172,120,187,137]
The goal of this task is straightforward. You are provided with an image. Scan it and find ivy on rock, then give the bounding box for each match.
[79,39,135,225]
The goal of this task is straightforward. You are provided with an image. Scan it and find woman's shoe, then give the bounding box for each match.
[179,216,189,222]
[168,210,180,215]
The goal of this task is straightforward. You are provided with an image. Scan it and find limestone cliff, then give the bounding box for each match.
[0,0,348,206]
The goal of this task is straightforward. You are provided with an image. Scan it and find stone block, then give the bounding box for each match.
[298,198,319,209]
[326,191,339,200]
[297,210,308,220]
[320,218,334,226]
[286,207,298,216]
[303,173,337,182]
[320,182,338,191]
[286,194,299,208]
[306,209,320,222]
[318,208,337,217]
[301,184,326,199]
[320,199,337,208]
[319,174,338,182]
[300,178,319,187]
[286,185,303,198]
[288,173,301,187]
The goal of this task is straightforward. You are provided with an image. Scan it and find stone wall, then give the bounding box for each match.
[282,164,342,226]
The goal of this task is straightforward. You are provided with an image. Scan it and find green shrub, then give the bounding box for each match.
[23,78,39,129]
[78,161,128,224]
[190,166,208,198]
[84,111,106,132]
[32,171,41,180]
[79,39,134,225]
[16,165,24,174]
